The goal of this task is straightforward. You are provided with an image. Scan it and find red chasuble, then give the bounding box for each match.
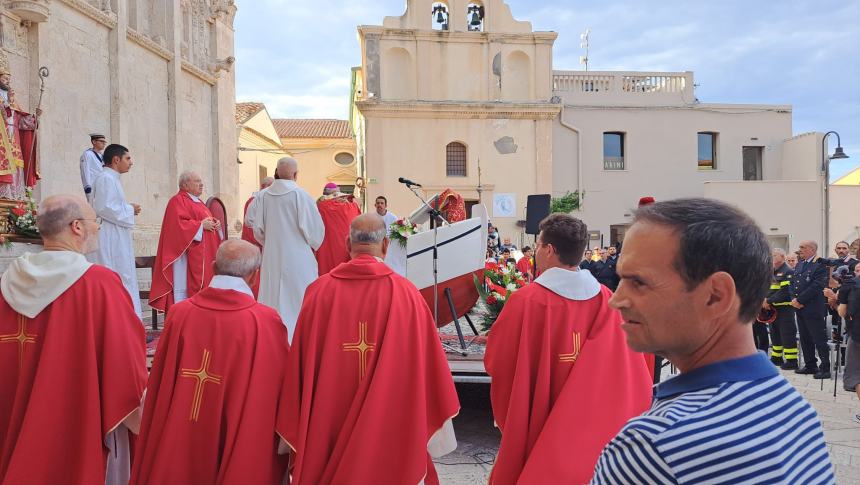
[149,191,221,313]
[241,196,262,297]
[315,196,361,275]
[277,255,460,485]
[130,287,289,485]
[485,283,652,485]
[0,267,146,485]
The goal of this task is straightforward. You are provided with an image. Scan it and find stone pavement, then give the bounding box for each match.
[440,366,860,485]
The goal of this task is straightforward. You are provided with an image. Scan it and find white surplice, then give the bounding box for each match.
[92,167,142,316]
[251,179,324,341]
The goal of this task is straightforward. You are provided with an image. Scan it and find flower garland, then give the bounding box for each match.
[473,261,528,331]
[388,218,419,248]
[8,186,39,239]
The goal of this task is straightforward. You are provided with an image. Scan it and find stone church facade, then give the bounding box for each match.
[0,0,237,254]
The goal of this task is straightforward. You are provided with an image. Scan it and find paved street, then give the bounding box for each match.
[440,365,860,485]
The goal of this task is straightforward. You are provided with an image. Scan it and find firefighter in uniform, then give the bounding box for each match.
[791,241,831,379]
[764,248,798,369]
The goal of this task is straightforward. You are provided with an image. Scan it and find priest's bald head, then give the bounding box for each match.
[214,239,261,285]
[276,157,299,181]
[347,213,390,260]
[36,194,100,255]
[179,171,204,198]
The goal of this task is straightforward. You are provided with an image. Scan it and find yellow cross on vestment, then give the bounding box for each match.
[559,332,582,363]
[180,349,223,422]
[0,314,37,371]
[343,321,376,382]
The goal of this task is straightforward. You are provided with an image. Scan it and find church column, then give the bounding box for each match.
[209,8,238,224]
[108,0,130,143]
[165,0,182,187]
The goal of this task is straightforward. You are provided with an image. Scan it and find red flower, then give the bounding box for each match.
[487,294,498,305]
[396,219,404,225]
[11,203,26,217]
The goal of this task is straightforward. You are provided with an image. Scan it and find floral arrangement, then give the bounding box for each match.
[7,187,39,239]
[388,218,419,248]
[473,261,528,331]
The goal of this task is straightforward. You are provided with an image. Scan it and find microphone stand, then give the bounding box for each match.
[406,184,448,327]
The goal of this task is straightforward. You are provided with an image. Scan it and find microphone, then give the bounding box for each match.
[398,177,422,187]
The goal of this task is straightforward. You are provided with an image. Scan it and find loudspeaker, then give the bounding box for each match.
[525,194,551,235]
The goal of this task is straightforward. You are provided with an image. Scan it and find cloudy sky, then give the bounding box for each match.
[234,0,859,179]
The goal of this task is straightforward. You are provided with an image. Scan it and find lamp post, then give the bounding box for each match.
[821,131,849,254]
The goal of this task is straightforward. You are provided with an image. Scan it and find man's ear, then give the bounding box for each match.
[702,271,737,320]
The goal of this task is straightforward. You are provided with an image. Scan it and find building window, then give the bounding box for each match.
[743,146,763,181]
[603,132,625,170]
[431,2,449,30]
[446,142,467,176]
[334,152,355,166]
[698,132,717,170]
[466,3,484,32]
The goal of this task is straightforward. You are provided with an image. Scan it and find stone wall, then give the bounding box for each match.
[0,0,237,256]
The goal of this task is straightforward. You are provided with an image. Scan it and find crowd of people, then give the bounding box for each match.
[0,146,846,484]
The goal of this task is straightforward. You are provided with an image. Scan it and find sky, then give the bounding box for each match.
[234,0,859,179]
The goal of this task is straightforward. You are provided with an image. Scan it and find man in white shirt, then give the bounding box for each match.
[91,143,142,316]
[375,195,398,232]
[79,133,107,203]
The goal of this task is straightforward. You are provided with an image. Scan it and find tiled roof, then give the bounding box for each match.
[273,119,351,139]
[235,102,266,124]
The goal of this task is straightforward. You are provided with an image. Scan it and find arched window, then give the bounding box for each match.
[466,2,484,32]
[431,2,449,31]
[446,142,467,177]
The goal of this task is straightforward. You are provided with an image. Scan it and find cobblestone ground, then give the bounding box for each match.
[439,363,860,485]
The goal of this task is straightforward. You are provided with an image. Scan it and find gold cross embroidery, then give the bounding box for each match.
[343,321,376,381]
[180,349,223,422]
[559,332,582,363]
[0,314,37,371]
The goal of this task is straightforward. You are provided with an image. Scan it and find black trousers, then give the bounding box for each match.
[770,308,797,352]
[752,322,769,352]
[797,311,830,369]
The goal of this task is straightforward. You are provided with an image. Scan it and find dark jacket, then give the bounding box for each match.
[766,262,794,308]
[791,257,828,318]
[593,256,619,291]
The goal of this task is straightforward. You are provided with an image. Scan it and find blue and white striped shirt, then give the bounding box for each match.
[592,353,835,484]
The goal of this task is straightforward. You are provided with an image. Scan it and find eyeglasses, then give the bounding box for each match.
[72,217,102,227]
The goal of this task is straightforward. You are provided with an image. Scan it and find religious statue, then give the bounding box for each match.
[0,49,40,201]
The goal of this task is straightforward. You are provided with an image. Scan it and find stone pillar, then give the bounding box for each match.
[209,7,238,227]
[165,0,182,185]
[109,0,130,143]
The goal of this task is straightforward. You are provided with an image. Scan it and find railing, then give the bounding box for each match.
[553,71,694,105]
[603,157,625,171]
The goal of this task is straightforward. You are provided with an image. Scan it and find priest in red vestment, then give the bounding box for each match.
[485,213,652,485]
[315,183,362,275]
[131,240,289,484]
[277,214,460,485]
[149,171,222,313]
[0,195,146,485]
[241,176,274,297]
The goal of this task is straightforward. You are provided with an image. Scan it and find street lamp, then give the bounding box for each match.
[822,131,850,254]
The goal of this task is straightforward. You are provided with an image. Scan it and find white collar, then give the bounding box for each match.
[208,275,254,298]
[105,167,120,179]
[1,251,92,317]
[534,267,601,301]
[184,191,202,203]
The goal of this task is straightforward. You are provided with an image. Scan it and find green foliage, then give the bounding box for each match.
[550,191,582,214]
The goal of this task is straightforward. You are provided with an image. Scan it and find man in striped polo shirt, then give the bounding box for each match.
[592,198,835,484]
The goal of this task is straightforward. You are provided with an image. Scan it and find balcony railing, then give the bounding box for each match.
[603,156,625,171]
[553,71,694,106]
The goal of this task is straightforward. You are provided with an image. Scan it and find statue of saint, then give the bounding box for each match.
[0,50,39,200]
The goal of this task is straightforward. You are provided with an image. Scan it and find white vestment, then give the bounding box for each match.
[251,179,324,341]
[79,148,103,203]
[92,167,142,316]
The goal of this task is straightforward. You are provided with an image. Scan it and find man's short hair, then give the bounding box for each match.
[350,218,387,244]
[375,196,387,204]
[178,171,198,187]
[634,198,771,323]
[36,200,85,237]
[772,248,786,257]
[522,246,531,252]
[214,241,261,278]
[102,144,128,166]
[538,213,589,266]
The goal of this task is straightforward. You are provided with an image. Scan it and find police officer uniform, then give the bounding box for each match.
[766,262,798,369]
[791,255,831,378]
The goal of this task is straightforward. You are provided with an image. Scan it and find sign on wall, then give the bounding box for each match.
[493,193,517,218]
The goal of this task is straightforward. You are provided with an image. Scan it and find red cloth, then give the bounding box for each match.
[485,284,652,484]
[277,255,459,485]
[16,112,38,187]
[130,287,289,484]
[418,270,481,327]
[516,257,534,281]
[241,196,262,297]
[0,266,146,484]
[149,191,221,313]
[315,196,361,276]
[435,188,466,223]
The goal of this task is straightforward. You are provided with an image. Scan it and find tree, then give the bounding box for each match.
[550,191,581,214]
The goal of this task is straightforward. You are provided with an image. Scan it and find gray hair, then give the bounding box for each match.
[350,222,387,244]
[772,248,786,257]
[36,196,85,238]
[214,239,261,278]
[178,170,199,188]
[260,176,274,189]
[276,157,298,180]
